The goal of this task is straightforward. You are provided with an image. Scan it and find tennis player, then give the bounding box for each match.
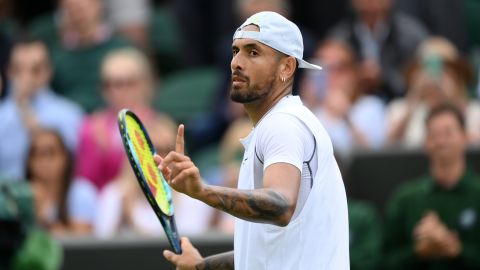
[155,11,349,270]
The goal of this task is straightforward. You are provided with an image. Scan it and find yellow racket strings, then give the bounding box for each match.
[125,115,172,215]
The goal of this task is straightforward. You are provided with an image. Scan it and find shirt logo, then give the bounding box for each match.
[459,208,477,229]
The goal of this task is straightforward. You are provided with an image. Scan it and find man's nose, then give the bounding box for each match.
[231,53,244,72]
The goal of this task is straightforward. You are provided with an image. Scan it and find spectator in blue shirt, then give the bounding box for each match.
[0,37,83,180]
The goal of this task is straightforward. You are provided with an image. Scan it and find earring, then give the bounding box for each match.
[281,77,286,82]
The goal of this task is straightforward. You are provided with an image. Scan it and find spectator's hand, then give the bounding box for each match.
[154,125,204,198]
[359,59,381,93]
[414,211,462,258]
[323,88,351,119]
[163,237,203,270]
[441,231,462,258]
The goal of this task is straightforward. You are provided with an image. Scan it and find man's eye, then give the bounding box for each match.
[250,50,258,56]
[232,50,238,56]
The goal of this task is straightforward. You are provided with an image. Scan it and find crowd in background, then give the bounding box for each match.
[1,0,480,269]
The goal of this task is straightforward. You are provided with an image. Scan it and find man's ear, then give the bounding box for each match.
[279,56,296,81]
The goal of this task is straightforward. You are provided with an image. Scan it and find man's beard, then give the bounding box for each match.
[230,73,275,104]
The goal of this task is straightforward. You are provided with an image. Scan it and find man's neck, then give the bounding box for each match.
[430,158,465,189]
[244,84,292,126]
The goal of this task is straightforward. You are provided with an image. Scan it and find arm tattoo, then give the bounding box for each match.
[199,186,292,225]
[196,251,234,270]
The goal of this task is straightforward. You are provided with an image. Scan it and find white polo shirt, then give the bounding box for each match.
[234,95,349,270]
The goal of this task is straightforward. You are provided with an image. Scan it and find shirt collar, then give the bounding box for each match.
[239,95,302,148]
[255,94,302,127]
[427,169,475,193]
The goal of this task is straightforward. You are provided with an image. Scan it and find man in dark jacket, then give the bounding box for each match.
[329,0,428,102]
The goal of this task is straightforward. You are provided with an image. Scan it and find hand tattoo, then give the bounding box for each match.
[196,251,234,270]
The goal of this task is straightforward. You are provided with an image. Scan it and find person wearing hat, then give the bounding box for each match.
[155,11,349,270]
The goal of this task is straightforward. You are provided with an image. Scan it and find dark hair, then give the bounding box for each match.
[426,103,465,130]
[10,35,50,64]
[25,128,73,226]
[9,35,51,76]
[11,34,48,48]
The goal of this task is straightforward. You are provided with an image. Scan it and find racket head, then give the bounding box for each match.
[118,109,174,216]
[118,109,182,254]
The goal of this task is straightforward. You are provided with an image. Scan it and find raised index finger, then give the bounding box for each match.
[176,124,185,155]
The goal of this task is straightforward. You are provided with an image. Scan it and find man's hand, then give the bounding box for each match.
[413,211,462,258]
[163,237,203,270]
[154,124,204,198]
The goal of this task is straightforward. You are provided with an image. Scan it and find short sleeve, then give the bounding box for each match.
[256,113,312,172]
[67,177,98,224]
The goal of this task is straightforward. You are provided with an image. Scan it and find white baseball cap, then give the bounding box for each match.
[233,11,322,71]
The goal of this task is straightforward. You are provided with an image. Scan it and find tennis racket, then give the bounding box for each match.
[117,109,182,254]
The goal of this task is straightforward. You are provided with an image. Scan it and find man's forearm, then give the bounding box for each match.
[193,185,293,226]
[196,251,234,270]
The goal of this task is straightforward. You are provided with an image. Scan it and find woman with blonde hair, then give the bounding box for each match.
[74,48,169,190]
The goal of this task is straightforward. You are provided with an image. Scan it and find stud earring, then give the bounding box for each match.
[281,77,286,82]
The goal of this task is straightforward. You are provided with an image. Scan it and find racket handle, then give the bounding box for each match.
[172,237,182,254]
[166,215,182,254]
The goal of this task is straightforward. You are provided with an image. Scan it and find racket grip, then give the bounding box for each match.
[167,216,182,254]
[172,237,182,254]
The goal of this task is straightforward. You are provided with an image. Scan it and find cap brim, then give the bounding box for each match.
[298,59,322,70]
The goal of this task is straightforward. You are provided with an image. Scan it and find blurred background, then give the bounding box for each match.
[0,0,480,269]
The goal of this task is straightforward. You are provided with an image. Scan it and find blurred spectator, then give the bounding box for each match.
[95,116,214,238]
[104,0,151,49]
[0,180,63,270]
[0,37,83,180]
[383,104,480,269]
[26,128,96,235]
[94,159,163,238]
[288,0,349,42]
[301,40,385,154]
[0,0,55,35]
[172,0,234,67]
[386,37,480,147]
[148,2,184,75]
[394,0,470,53]
[75,48,169,190]
[29,0,131,112]
[328,0,428,102]
[348,199,382,270]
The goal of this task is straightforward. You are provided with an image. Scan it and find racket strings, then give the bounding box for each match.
[125,116,173,215]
